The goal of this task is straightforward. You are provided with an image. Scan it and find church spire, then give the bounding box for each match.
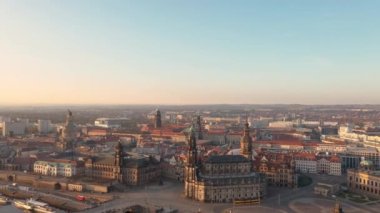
[114,141,123,182]
[196,115,203,140]
[187,126,198,166]
[115,141,123,167]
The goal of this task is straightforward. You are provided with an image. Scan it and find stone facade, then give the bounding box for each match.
[184,122,266,203]
[294,153,342,176]
[85,142,161,186]
[256,154,297,188]
[34,160,77,177]
[347,168,380,198]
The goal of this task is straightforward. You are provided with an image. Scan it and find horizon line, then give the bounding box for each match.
[1,103,380,107]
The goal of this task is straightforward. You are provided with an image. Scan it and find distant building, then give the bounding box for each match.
[155,109,162,129]
[203,116,240,123]
[268,121,293,129]
[94,117,129,129]
[339,124,380,150]
[319,126,339,136]
[38,120,51,134]
[2,119,28,136]
[0,145,17,168]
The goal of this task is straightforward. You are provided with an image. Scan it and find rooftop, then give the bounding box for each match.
[205,155,249,164]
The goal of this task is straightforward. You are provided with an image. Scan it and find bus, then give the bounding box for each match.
[76,195,86,201]
[233,199,260,205]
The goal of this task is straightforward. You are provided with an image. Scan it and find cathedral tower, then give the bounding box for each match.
[196,115,203,140]
[114,141,123,182]
[185,126,198,198]
[240,120,253,160]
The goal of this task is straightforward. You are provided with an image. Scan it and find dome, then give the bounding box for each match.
[360,159,373,167]
[261,156,268,163]
[227,148,240,155]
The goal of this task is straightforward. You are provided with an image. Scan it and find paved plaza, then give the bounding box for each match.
[83,177,379,213]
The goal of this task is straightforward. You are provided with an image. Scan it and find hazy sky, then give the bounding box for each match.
[1,1,379,105]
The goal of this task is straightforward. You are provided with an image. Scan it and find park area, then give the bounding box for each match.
[298,175,312,187]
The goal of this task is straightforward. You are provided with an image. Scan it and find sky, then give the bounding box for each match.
[0,0,379,105]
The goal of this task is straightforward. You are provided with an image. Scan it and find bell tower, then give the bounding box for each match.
[185,126,198,199]
[187,126,197,167]
[114,141,123,182]
[196,115,203,140]
[240,120,253,160]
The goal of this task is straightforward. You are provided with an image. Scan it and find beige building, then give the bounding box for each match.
[314,182,339,197]
[347,160,380,198]
[256,154,298,188]
[85,142,161,186]
[184,122,266,203]
[294,153,342,176]
[33,160,78,177]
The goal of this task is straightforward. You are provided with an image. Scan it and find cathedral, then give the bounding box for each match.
[184,120,267,203]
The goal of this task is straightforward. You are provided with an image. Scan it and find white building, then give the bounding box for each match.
[38,120,51,134]
[94,118,129,128]
[295,156,317,174]
[268,121,294,129]
[294,153,341,176]
[2,119,28,136]
[329,159,342,176]
[33,160,77,177]
[316,143,347,153]
[203,116,240,123]
[0,117,11,128]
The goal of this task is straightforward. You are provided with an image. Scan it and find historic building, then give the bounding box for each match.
[347,159,380,198]
[85,142,161,186]
[294,152,342,176]
[33,160,79,177]
[255,153,298,188]
[184,121,266,203]
[57,110,76,151]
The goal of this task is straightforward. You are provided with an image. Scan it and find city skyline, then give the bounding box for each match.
[1,1,380,105]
